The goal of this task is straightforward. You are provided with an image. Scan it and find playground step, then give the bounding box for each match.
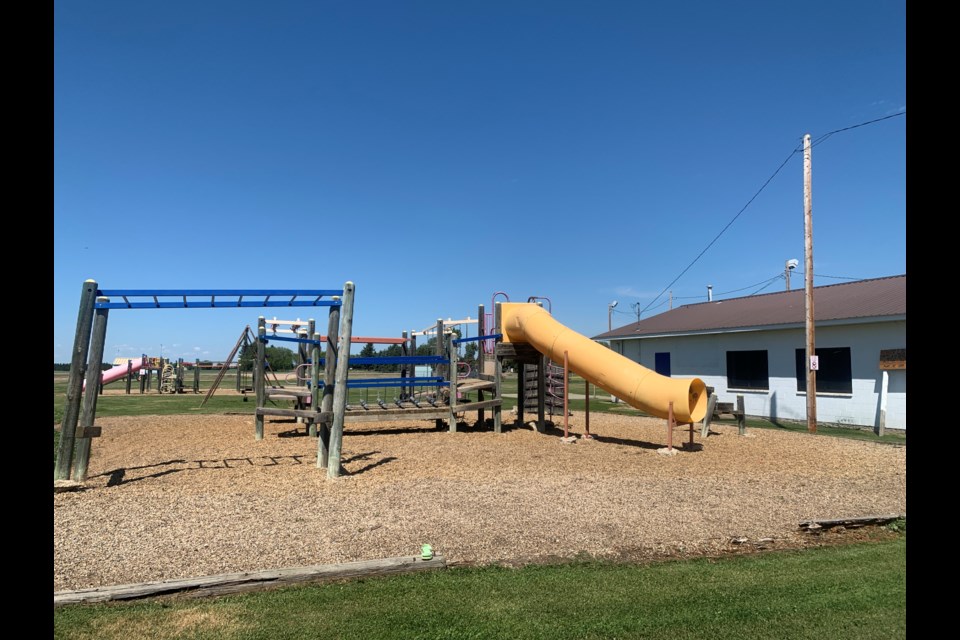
[456,379,496,393]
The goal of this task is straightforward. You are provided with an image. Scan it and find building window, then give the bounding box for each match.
[726,350,768,391]
[795,347,852,394]
[654,352,671,377]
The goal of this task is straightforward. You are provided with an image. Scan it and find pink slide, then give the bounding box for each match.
[82,357,149,391]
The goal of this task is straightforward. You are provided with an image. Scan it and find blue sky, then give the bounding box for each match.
[54,0,905,363]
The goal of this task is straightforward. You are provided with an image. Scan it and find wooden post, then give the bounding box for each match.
[701,392,718,438]
[449,335,458,432]
[236,343,243,392]
[125,359,132,394]
[736,394,746,436]
[139,354,146,394]
[255,317,266,440]
[145,364,151,392]
[192,359,199,393]
[563,351,569,439]
[327,282,355,478]
[310,331,321,438]
[72,297,110,481]
[477,304,485,427]
[877,369,889,437]
[584,379,591,437]
[435,318,445,430]
[54,279,98,481]
[493,302,503,434]
[317,302,340,469]
[400,331,409,400]
[517,363,525,428]
[803,132,817,434]
[536,355,546,433]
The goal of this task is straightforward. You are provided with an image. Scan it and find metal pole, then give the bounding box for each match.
[667,401,674,451]
[804,133,817,434]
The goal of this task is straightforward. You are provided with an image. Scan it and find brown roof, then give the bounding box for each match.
[594,274,905,339]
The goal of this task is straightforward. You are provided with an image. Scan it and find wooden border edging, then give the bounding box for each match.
[54,555,446,607]
[799,514,905,531]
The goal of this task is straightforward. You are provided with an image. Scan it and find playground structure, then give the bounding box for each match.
[89,355,243,396]
[55,280,709,486]
[55,283,351,484]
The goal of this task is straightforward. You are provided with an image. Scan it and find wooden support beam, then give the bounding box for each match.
[318,303,340,469]
[255,317,266,440]
[736,394,746,436]
[74,426,102,439]
[72,298,110,481]
[256,408,332,421]
[799,514,905,531]
[701,393,718,438]
[309,328,320,437]
[54,555,447,606]
[537,355,546,433]
[449,335,458,432]
[327,282,355,478]
[54,280,98,481]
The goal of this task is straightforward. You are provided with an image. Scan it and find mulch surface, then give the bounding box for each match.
[54,412,906,592]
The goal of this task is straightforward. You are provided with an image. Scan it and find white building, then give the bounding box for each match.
[593,275,906,430]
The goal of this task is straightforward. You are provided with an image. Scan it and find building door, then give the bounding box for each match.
[655,352,671,377]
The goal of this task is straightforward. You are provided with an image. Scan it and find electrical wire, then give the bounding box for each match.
[793,272,862,280]
[812,111,905,148]
[637,147,800,316]
[638,110,905,318]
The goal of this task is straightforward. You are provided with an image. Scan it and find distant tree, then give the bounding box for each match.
[464,342,478,365]
[265,346,297,371]
[355,342,377,371]
[416,337,438,356]
[238,342,297,371]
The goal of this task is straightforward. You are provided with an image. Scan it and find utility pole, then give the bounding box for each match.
[785,263,791,290]
[803,133,817,434]
[669,291,673,309]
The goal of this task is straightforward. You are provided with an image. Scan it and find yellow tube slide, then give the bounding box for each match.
[501,303,707,423]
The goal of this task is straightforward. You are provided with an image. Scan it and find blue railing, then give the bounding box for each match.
[95,289,343,310]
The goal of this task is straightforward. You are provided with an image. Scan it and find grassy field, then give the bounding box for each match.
[53,370,906,446]
[53,533,905,640]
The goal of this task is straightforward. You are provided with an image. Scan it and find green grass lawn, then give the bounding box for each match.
[53,534,906,640]
[54,370,905,446]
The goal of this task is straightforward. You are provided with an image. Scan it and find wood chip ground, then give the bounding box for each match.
[54,413,906,592]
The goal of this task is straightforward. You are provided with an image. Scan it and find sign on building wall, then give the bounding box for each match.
[879,348,906,370]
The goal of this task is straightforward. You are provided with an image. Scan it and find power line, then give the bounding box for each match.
[812,111,905,148]
[673,274,785,300]
[794,272,861,280]
[639,111,905,318]
[637,144,799,317]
